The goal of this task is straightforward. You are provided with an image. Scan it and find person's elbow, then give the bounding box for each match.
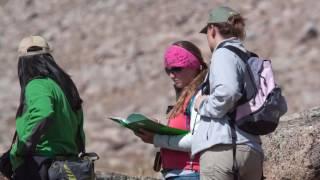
[202,85,242,118]
[222,84,242,104]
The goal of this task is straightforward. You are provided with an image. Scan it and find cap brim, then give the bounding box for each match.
[19,49,52,57]
[199,25,208,34]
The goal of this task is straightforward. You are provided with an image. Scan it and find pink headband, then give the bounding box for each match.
[164,45,201,69]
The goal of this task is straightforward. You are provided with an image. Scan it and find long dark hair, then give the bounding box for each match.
[16,48,82,117]
[167,41,208,119]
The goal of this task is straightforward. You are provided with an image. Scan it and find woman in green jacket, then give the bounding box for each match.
[10,36,85,180]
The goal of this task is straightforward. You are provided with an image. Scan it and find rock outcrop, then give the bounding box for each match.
[96,172,158,180]
[262,107,320,180]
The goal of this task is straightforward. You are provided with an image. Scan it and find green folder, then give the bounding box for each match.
[109,113,188,135]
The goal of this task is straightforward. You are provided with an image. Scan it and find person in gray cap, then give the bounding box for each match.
[191,6,264,180]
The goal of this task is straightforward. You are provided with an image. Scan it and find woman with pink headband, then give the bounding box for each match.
[135,41,207,180]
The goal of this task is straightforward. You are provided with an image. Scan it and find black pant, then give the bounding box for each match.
[13,156,52,180]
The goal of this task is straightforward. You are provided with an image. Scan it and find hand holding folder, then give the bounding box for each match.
[109,113,188,135]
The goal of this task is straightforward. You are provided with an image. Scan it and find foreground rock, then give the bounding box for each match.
[262,106,320,180]
[96,172,158,180]
[0,173,158,180]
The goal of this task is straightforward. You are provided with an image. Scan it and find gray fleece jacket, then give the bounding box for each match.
[191,38,262,156]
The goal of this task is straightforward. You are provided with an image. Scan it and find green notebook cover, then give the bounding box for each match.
[109,113,188,135]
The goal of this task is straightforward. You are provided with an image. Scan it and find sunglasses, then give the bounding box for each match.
[165,67,183,74]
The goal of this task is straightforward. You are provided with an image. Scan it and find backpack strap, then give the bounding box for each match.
[222,45,258,105]
[229,119,239,180]
[200,73,210,95]
[199,43,260,180]
[223,46,263,180]
[223,45,258,60]
[77,124,85,154]
[202,44,257,107]
[10,131,17,149]
[220,45,257,180]
[184,96,195,130]
[220,45,250,180]
[223,45,250,62]
[199,43,258,96]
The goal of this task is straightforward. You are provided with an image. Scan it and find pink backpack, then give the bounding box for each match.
[202,45,287,135]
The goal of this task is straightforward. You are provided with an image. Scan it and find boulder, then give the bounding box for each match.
[96,172,159,180]
[262,106,320,180]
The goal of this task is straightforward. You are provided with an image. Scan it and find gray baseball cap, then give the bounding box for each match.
[200,6,240,34]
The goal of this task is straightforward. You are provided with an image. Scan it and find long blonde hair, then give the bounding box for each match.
[167,41,207,119]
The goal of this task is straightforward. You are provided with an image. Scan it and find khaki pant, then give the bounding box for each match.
[200,144,263,180]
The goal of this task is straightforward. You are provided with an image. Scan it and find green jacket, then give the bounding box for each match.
[10,77,85,170]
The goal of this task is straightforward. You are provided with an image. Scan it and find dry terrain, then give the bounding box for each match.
[0,0,319,178]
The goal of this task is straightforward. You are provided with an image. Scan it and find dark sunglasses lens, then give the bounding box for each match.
[165,67,183,74]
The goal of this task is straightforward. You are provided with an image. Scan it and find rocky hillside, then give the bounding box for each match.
[0,0,319,178]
